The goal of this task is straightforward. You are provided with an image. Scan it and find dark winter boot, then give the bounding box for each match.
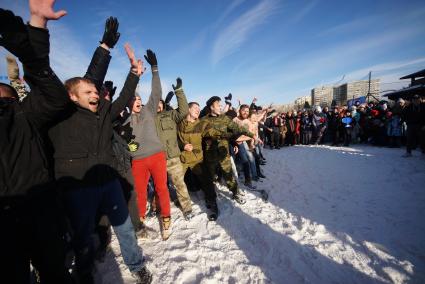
[133,266,152,284]
[206,199,219,221]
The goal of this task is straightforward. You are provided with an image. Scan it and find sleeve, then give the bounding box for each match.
[22,25,70,129]
[145,66,162,114]
[227,117,254,138]
[110,72,139,120]
[170,88,189,123]
[84,46,111,91]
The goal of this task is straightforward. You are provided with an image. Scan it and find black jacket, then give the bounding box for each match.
[49,47,138,188]
[0,25,70,197]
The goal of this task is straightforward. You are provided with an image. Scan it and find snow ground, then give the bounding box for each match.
[98,145,425,284]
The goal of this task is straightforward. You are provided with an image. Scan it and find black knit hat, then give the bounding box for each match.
[206,96,221,108]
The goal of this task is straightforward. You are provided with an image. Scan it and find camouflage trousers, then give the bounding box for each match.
[167,157,192,213]
[204,155,238,195]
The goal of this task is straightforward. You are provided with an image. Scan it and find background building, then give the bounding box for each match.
[294,95,312,110]
[311,79,381,107]
[334,79,380,105]
[311,86,333,107]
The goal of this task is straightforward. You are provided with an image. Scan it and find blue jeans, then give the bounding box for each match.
[63,179,143,273]
[243,142,258,180]
[236,143,251,182]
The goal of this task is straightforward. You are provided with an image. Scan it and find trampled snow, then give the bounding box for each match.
[98,145,425,284]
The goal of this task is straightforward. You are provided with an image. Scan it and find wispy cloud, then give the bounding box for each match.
[290,0,318,24]
[211,0,279,65]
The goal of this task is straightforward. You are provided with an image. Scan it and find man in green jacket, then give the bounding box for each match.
[178,102,222,220]
[155,78,193,219]
[202,96,254,204]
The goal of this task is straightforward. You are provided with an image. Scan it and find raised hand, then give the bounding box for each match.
[125,43,144,77]
[104,81,117,97]
[144,49,157,67]
[172,77,182,90]
[100,17,120,49]
[165,91,174,104]
[29,0,67,28]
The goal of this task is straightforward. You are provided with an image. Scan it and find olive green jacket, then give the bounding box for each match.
[201,114,253,161]
[155,88,188,160]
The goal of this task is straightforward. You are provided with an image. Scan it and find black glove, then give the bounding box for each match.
[104,80,117,98]
[165,91,174,105]
[144,49,157,67]
[224,93,232,105]
[0,9,34,62]
[100,17,120,48]
[172,77,182,90]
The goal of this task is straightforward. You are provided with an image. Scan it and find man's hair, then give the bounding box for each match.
[240,104,250,111]
[0,82,19,99]
[188,102,199,108]
[64,77,95,94]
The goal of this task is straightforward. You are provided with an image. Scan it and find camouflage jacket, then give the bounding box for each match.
[10,79,29,101]
[201,114,253,161]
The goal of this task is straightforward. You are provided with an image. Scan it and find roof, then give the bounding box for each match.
[383,84,425,100]
[400,68,425,80]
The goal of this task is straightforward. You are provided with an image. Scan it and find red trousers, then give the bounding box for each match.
[132,151,170,218]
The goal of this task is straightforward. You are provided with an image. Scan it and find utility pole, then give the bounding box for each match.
[367,71,371,102]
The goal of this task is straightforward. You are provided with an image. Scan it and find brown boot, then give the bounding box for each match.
[136,217,148,239]
[161,216,171,241]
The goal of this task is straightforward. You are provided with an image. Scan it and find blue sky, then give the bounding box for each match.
[1,0,425,106]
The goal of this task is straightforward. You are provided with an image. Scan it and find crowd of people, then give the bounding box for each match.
[257,99,425,156]
[1,2,424,284]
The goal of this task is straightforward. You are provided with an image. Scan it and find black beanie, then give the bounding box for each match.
[206,96,221,108]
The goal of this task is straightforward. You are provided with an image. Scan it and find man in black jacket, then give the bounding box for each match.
[402,95,425,157]
[47,32,153,282]
[0,2,72,283]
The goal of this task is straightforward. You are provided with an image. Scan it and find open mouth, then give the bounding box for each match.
[89,100,99,106]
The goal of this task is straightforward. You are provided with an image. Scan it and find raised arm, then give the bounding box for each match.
[143,49,162,113]
[84,17,120,91]
[170,78,189,123]
[111,43,144,119]
[0,0,69,129]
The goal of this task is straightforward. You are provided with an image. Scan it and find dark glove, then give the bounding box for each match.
[172,77,182,90]
[144,49,157,67]
[100,17,120,48]
[165,91,174,105]
[104,80,117,98]
[224,93,232,105]
[0,9,34,62]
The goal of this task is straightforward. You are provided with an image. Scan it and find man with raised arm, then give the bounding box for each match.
[48,37,152,283]
[155,78,194,220]
[202,96,254,205]
[130,50,172,241]
[0,1,71,283]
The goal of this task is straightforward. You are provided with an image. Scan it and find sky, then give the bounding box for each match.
[1,0,425,106]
